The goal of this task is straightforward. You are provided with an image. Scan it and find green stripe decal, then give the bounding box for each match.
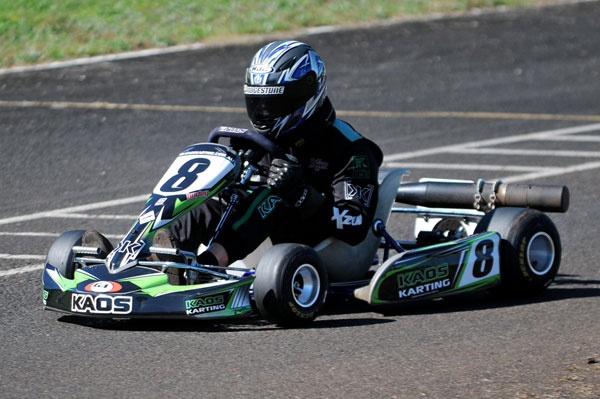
[139,278,253,297]
[173,179,228,216]
[232,188,270,230]
[118,273,168,289]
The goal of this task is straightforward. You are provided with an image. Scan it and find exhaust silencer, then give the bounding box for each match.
[396,180,569,213]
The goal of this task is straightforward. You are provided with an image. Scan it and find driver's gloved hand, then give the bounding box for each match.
[267,154,326,217]
[267,154,303,194]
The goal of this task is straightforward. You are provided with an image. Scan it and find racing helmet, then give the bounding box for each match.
[244,41,327,140]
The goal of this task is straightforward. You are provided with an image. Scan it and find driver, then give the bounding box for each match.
[159,40,383,275]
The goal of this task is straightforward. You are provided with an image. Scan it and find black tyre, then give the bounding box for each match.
[81,230,114,258]
[45,230,86,279]
[474,207,561,294]
[254,244,328,327]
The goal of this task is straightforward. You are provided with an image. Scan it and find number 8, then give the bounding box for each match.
[160,158,210,193]
[473,239,494,278]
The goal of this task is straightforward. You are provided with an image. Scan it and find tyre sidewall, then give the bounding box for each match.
[254,244,328,326]
[45,230,86,279]
[503,211,561,290]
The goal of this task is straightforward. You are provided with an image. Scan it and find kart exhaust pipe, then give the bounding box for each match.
[496,183,570,213]
[395,180,569,213]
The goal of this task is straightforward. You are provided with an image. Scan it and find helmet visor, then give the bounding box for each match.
[244,72,317,126]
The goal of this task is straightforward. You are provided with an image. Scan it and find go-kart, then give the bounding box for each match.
[42,126,569,326]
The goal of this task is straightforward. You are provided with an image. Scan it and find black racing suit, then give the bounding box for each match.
[169,98,383,263]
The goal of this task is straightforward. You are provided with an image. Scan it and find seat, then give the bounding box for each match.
[314,168,409,282]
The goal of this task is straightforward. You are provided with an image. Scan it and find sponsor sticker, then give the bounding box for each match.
[348,155,370,178]
[114,239,145,264]
[185,294,227,315]
[186,190,210,200]
[218,126,247,134]
[396,264,450,289]
[344,182,374,207]
[243,85,285,95]
[84,281,123,293]
[308,158,329,171]
[331,207,363,229]
[139,210,155,225]
[258,195,282,219]
[184,149,231,160]
[71,294,133,314]
[249,64,274,74]
[398,279,452,298]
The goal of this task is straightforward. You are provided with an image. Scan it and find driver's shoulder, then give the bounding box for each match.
[327,119,383,167]
[329,118,363,143]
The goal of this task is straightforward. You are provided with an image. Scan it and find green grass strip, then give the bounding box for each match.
[2,0,553,68]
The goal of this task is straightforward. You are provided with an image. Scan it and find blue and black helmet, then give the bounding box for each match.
[244,41,327,140]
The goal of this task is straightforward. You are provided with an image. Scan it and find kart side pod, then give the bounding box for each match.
[354,232,502,304]
[396,180,569,213]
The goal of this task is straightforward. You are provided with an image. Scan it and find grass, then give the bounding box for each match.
[1,0,553,68]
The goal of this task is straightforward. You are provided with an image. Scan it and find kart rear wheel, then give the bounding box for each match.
[254,244,328,327]
[433,217,469,239]
[474,207,561,294]
[45,230,86,279]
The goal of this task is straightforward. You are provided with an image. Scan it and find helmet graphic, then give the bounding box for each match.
[244,41,327,140]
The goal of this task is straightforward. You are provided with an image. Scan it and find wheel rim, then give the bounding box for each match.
[291,263,321,308]
[434,218,468,239]
[526,232,555,276]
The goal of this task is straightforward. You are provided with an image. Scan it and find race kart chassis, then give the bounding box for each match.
[42,126,569,326]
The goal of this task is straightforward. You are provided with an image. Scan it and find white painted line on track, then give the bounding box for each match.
[501,160,600,183]
[0,232,59,237]
[0,232,124,239]
[385,160,600,183]
[0,264,44,278]
[0,254,46,260]
[533,135,600,142]
[383,123,600,162]
[0,194,148,226]
[0,43,207,75]
[49,213,138,220]
[384,162,548,172]
[449,148,600,158]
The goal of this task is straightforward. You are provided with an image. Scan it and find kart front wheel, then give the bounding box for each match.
[45,230,86,279]
[474,207,561,294]
[254,244,328,327]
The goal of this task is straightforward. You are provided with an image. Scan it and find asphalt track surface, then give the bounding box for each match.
[1,2,599,398]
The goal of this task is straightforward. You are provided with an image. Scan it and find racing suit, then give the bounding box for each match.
[169,98,383,264]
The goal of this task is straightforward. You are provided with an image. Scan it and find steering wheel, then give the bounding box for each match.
[208,126,285,159]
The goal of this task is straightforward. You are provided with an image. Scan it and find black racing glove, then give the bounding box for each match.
[267,154,304,195]
[267,154,326,217]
